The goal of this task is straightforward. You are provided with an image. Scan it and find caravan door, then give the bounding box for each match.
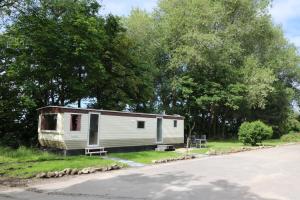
[88,113,99,146]
[156,118,163,143]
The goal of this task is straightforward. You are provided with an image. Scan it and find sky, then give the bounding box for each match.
[100,0,300,50]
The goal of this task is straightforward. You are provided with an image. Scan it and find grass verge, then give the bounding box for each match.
[190,139,285,154]
[0,136,295,178]
[0,147,124,179]
[109,139,289,163]
[0,146,63,163]
[109,151,182,164]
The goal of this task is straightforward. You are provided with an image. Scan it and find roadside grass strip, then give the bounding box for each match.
[190,139,286,154]
[0,147,124,179]
[0,138,291,179]
[109,151,183,164]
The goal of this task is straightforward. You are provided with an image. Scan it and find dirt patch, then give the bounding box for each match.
[0,177,30,188]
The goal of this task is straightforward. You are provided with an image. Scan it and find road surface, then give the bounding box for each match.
[1,144,300,200]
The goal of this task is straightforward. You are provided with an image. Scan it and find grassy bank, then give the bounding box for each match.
[190,139,287,154]
[190,140,247,154]
[0,147,123,178]
[109,151,182,164]
[0,147,61,163]
[109,139,290,163]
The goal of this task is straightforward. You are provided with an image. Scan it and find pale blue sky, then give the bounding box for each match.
[100,0,300,50]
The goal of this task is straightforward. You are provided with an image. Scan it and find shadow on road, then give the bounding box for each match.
[1,172,279,200]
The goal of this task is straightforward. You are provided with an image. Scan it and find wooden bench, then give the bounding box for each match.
[85,147,107,156]
[195,139,207,148]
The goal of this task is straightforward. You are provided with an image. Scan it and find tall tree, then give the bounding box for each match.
[125,0,300,138]
[90,14,155,111]
[0,0,155,147]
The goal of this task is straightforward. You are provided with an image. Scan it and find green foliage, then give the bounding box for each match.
[284,114,300,133]
[1,0,300,147]
[280,132,300,143]
[288,119,300,132]
[0,0,155,147]
[124,0,300,139]
[242,56,277,109]
[238,121,273,146]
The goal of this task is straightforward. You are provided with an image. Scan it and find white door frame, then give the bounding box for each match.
[87,112,100,147]
[156,117,163,143]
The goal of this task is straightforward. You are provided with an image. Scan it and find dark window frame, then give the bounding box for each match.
[41,114,57,131]
[174,120,177,127]
[137,121,145,129]
[70,114,81,131]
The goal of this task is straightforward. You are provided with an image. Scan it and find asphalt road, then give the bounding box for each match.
[1,144,300,200]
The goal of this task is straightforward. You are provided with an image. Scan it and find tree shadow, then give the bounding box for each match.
[4,171,278,200]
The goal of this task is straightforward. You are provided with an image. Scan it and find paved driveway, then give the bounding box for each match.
[1,144,300,200]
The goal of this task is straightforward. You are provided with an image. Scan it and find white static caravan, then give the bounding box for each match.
[37,106,184,153]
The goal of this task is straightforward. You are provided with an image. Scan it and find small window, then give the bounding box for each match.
[41,114,57,131]
[70,114,81,131]
[137,121,145,129]
[174,120,177,127]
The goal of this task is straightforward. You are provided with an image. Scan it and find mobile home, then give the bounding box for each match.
[37,106,184,154]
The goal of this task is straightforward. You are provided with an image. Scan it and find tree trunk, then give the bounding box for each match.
[187,121,195,148]
[213,113,217,138]
[78,99,81,108]
[50,79,54,104]
[59,80,65,106]
[221,118,225,139]
[210,105,215,139]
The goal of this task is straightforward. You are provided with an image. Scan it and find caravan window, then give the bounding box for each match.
[137,121,145,129]
[41,114,57,131]
[174,120,177,127]
[70,114,81,131]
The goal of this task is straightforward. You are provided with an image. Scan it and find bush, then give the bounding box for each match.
[238,121,273,146]
[285,118,300,133]
[280,132,300,143]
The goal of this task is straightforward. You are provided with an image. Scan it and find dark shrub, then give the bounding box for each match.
[238,121,273,146]
[280,132,300,143]
[286,118,300,133]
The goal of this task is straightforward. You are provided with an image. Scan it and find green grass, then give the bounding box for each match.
[0,136,294,178]
[263,139,287,146]
[109,138,289,163]
[0,146,124,178]
[190,140,247,154]
[0,146,61,163]
[109,151,182,164]
[190,139,285,154]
